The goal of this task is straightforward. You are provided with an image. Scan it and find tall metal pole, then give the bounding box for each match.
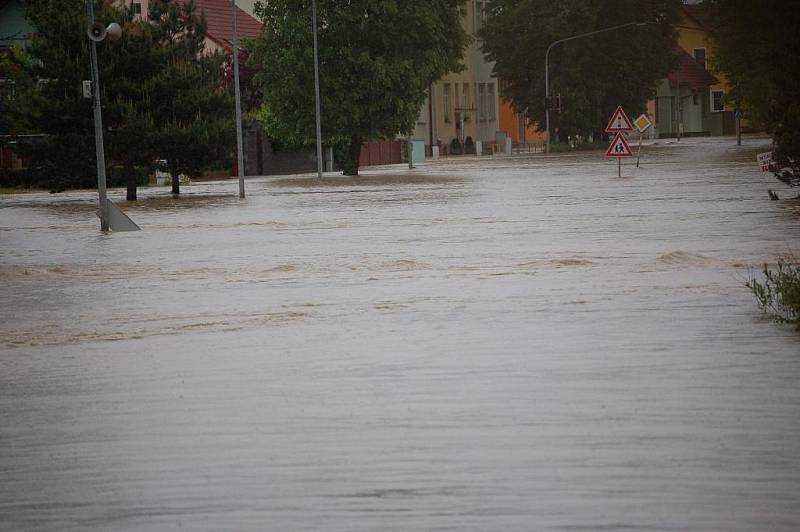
[545,45,551,154]
[544,22,645,154]
[232,0,245,198]
[735,109,742,146]
[85,0,109,231]
[311,0,323,178]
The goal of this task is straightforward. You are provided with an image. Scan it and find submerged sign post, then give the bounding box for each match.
[634,113,652,168]
[757,151,773,172]
[605,106,634,176]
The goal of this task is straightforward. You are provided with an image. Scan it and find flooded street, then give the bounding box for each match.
[2,137,799,530]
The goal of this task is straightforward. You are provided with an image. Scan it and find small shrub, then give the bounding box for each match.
[746,256,800,327]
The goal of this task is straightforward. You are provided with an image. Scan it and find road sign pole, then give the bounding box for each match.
[735,109,742,146]
[636,132,642,168]
[619,157,621,178]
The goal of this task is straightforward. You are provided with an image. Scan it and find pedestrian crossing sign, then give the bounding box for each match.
[605,106,634,132]
[606,132,633,158]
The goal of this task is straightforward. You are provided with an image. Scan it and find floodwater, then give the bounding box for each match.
[1,137,799,531]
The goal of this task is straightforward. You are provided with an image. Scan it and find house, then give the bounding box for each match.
[410,1,498,155]
[653,2,735,138]
[410,1,541,156]
[0,0,31,51]
[498,79,543,146]
[118,0,262,54]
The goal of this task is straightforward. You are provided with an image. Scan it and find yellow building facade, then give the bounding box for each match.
[412,1,505,154]
[652,4,735,137]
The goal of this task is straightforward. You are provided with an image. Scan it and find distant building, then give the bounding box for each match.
[652,3,735,138]
[117,0,262,53]
[0,0,31,51]
[411,1,541,156]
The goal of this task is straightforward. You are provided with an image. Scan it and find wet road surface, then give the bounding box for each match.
[2,137,799,531]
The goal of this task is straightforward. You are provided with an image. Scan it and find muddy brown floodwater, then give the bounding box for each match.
[1,137,800,531]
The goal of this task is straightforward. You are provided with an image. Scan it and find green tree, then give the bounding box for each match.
[12,0,233,195]
[13,0,105,190]
[0,45,37,138]
[147,0,234,195]
[481,0,680,142]
[103,4,160,201]
[249,0,469,176]
[706,0,800,174]
[14,0,163,195]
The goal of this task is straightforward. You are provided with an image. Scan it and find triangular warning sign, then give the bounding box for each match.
[606,132,633,157]
[605,106,634,132]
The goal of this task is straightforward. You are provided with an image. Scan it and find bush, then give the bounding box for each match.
[0,165,149,192]
[746,256,800,327]
[0,167,39,189]
[449,138,462,155]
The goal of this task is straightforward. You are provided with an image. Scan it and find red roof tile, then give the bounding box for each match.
[188,0,262,52]
[668,48,718,90]
[682,4,711,30]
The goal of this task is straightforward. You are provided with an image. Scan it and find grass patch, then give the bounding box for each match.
[0,186,43,195]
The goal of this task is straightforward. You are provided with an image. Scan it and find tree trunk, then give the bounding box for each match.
[341,134,362,176]
[125,163,137,201]
[171,171,180,195]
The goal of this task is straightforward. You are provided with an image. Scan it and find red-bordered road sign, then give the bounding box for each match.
[606,132,634,157]
[605,106,634,132]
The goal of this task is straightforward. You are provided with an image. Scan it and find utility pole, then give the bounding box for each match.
[85,1,137,232]
[312,0,323,179]
[86,0,109,231]
[232,0,245,198]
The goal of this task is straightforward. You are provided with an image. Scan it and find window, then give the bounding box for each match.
[131,1,142,15]
[416,97,426,126]
[462,83,469,109]
[443,83,451,121]
[487,83,496,121]
[478,83,486,120]
[0,79,15,101]
[475,1,485,34]
[711,89,724,112]
[693,48,706,70]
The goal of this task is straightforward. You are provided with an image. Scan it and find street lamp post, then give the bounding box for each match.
[311,0,323,179]
[231,0,245,198]
[84,0,138,233]
[545,21,645,154]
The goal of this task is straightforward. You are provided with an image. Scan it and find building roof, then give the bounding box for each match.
[0,0,34,49]
[682,4,711,30]
[668,48,718,90]
[190,0,262,52]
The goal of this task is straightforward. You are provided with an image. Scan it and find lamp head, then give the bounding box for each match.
[106,23,122,41]
[87,22,107,42]
[87,22,123,42]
